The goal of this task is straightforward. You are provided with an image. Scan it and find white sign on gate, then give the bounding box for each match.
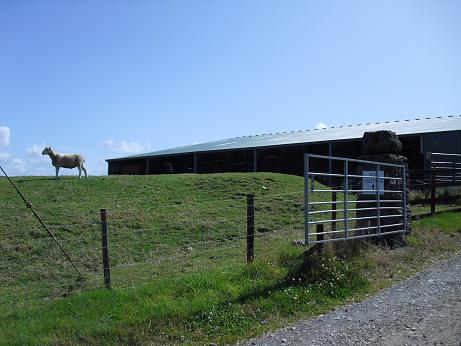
[362,170,384,195]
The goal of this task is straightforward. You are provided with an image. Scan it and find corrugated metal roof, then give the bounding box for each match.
[107,115,461,161]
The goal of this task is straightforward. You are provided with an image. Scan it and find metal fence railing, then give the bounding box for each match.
[427,152,461,186]
[410,168,461,218]
[304,154,407,244]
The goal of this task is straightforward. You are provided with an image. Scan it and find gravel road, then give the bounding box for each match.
[245,254,461,346]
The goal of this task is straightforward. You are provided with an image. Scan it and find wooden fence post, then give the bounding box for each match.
[246,194,255,263]
[431,172,436,215]
[100,208,111,289]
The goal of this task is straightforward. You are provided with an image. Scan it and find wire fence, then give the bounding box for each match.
[1,173,460,317]
[0,190,306,317]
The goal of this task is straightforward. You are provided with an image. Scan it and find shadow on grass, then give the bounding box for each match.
[224,241,376,309]
[16,176,78,183]
[222,246,332,307]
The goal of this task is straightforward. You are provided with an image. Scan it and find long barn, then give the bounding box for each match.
[107,115,461,176]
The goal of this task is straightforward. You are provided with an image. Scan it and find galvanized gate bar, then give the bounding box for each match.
[309,199,402,205]
[312,189,403,193]
[309,223,405,236]
[403,164,407,234]
[309,206,403,214]
[376,163,381,234]
[308,213,403,224]
[344,159,349,239]
[304,154,309,243]
[309,172,402,180]
[307,153,405,167]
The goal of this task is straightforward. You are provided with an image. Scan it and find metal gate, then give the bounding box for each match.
[304,154,407,244]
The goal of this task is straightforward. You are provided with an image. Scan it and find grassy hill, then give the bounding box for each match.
[0,173,460,345]
[0,173,313,345]
[0,173,307,293]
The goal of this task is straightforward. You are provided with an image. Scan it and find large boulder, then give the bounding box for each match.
[361,131,402,155]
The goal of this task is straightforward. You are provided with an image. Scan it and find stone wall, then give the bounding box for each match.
[355,131,411,246]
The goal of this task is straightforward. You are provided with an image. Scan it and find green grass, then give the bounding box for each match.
[1,252,369,345]
[411,201,461,217]
[0,174,315,304]
[416,212,461,234]
[0,173,460,345]
[0,173,341,301]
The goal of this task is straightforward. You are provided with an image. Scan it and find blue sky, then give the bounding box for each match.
[1,0,460,176]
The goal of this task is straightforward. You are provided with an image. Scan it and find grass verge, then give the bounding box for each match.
[1,212,460,345]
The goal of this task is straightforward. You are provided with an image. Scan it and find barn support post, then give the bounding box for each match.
[453,158,456,185]
[431,172,436,215]
[246,194,255,263]
[253,149,257,173]
[194,153,198,174]
[100,209,111,289]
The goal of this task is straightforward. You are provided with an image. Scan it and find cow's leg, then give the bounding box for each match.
[55,166,59,179]
[78,166,82,178]
[81,164,88,178]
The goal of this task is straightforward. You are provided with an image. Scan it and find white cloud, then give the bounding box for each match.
[103,139,150,154]
[315,122,328,130]
[0,126,11,146]
[0,152,10,162]
[10,158,26,173]
[26,143,49,166]
[102,140,114,147]
[26,143,47,157]
[88,159,108,176]
[118,141,145,154]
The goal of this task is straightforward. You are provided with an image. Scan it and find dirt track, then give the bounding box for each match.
[245,254,461,346]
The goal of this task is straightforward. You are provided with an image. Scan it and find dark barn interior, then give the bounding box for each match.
[107,116,461,177]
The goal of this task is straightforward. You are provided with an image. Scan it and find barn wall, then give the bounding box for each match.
[108,131,460,175]
[421,130,461,155]
[197,150,253,173]
[108,159,146,175]
[257,146,304,175]
[149,154,194,174]
[400,135,424,169]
